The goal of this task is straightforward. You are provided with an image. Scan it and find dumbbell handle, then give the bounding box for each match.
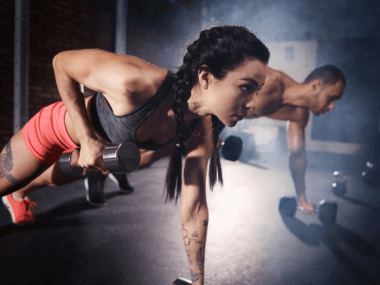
[59,141,140,176]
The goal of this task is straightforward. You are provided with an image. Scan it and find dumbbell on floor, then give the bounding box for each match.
[279,196,338,225]
[59,141,141,176]
[361,161,378,184]
[221,135,243,161]
[172,277,192,285]
[332,171,347,196]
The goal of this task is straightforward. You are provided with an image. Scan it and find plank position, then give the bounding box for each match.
[0,25,269,285]
[245,65,345,214]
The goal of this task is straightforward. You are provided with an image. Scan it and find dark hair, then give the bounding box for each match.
[304,65,346,87]
[165,25,270,202]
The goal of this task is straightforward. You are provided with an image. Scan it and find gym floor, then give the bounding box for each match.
[0,157,379,285]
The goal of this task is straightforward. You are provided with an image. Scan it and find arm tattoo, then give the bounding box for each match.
[190,269,199,282]
[196,246,204,274]
[186,248,192,264]
[203,219,208,237]
[182,224,202,246]
[0,142,19,185]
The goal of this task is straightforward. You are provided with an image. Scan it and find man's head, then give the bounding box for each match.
[304,65,346,116]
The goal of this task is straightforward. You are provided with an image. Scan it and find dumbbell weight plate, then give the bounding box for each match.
[59,151,85,176]
[103,141,140,173]
[318,200,337,226]
[173,277,192,285]
[279,197,297,217]
[222,135,243,161]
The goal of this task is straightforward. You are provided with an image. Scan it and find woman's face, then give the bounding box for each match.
[204,58,268,127]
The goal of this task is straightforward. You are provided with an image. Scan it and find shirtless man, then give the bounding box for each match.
[87,64,346,214]
[246,64,346,214]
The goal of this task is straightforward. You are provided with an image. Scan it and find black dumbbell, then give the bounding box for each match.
[59,141,141,176]
[361,161,378,183]
[173,277,192,285]
[279,197,338,225]
[332,171,347,196]
[221,135,243,161]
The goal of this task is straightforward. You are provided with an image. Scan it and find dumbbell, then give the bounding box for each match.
[59,141,141,176]
[332,171,347,196]
[172,277,192,285]
[221,135,243,161]
[361,161,378,183]
[279,197,338,225]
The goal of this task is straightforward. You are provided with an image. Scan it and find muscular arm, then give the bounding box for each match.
[287,120,307,200]
[286,109,310,207]
[52,49,146,170]
[181,116,213,285]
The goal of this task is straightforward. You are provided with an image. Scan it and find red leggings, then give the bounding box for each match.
[22,101,78,164]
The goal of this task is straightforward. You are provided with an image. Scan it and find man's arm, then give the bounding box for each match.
[286,109,315,213]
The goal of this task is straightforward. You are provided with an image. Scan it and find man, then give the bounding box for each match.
[88,64,346,215]
[244,64,345,214]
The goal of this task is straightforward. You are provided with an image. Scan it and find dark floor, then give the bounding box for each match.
[0,157,380,285]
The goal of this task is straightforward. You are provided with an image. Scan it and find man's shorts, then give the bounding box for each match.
[22,101,78,164]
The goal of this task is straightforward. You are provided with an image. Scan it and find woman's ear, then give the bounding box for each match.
[198,65,212,89]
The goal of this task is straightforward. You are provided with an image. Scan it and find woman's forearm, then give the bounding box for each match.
[181,204,208,285]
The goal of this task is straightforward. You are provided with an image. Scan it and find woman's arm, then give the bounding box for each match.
[52,49,146,171]
[181,116,213,285]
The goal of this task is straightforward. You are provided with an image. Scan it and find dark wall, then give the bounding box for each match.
[0,0,15,148]
[311,38,380,145]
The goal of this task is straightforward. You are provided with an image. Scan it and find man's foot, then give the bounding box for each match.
[108,173,134,193]
[84,172,107,207]
[298,200,316,216]
[2,194,36,226]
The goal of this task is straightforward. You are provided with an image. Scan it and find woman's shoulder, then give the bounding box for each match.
[114,55,170,95]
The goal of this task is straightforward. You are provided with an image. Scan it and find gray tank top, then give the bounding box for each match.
[91,70,200,150]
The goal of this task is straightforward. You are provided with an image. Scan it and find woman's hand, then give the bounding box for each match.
[77,134,108,172]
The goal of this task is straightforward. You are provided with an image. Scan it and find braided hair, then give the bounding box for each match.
[165,25,270,202]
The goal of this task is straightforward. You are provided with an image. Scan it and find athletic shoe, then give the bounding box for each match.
[2,194,36,226]
[84,172,107,207]
[108,173,134,193]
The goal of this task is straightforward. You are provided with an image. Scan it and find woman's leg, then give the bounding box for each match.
[0,128,51,197]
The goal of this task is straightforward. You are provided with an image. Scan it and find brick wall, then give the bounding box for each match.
[0,0,201,150]
[0,0,15,148]
[0,0,116,150]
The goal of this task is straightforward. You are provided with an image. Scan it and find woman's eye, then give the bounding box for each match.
[241,85,252,92]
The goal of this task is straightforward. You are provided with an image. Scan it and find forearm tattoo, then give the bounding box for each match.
[0,142,19,185]
[190,269,199,283]
[182,221,208,281]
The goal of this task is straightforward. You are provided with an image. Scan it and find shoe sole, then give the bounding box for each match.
[2,195,35,226]
[84,178,106,207]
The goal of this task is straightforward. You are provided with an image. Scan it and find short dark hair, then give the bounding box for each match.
[304,65,346,87]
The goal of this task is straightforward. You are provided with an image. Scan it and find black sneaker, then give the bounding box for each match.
[108,173,134,193]
[84,172,107,207]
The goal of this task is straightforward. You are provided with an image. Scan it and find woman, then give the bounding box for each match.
[1,25,269,284]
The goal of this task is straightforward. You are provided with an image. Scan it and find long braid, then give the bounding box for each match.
[209,115,223,189]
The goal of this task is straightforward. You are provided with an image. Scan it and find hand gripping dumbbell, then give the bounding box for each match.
[59,141,141,176]
[172,277,192,285]
[279,196,338,225]
[221,135,243,161]
[332,171,347,196]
